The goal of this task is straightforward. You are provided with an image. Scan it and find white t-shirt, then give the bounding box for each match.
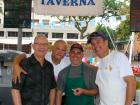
[95,50,133,105]
[45,52,70,80]
[27,52,70,80]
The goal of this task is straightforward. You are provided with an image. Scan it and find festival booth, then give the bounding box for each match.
[1,0,139,105]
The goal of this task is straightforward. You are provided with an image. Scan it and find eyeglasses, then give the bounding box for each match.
[34,43,48,46]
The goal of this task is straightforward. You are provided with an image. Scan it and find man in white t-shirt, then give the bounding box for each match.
[87,32,136,105]
[12,39,70,82]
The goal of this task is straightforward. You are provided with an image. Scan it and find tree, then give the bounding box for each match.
[57,16,95,39]
[116,16,130,41]
[57,0,129,39]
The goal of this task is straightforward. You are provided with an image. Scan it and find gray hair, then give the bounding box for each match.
[33,34,47,43]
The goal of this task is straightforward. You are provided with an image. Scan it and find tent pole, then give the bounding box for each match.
[129,32,135,63]
[105,26,117,50]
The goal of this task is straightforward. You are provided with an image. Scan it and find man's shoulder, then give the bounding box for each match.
[45,60,53,68]
[20,54,33,65]
[111,50,126,58]
[83,63,97,69]
[83,63,97,73]
[59,65,70,75]
[20,57,30,70]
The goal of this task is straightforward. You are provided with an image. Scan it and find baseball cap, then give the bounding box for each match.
[70,43,84,52]
[87,32,107,44]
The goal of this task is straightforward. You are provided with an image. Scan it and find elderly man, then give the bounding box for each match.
[87,32,136,105]
[11,35,56,105]
[56,43,98,105]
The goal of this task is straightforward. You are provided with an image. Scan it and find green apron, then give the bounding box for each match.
[64,63,94,105]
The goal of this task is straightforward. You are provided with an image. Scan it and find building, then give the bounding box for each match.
[0,0,96,53]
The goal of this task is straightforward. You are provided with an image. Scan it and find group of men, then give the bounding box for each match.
[11,31,136,105]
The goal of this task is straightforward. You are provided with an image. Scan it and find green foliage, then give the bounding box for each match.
[102,0,129,20]
[116,16,130,41]
[57,0,130,39]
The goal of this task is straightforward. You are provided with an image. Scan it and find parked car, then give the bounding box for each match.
[0,50,24,67]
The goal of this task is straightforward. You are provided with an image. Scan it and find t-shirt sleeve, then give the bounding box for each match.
[57,69,67,92]
[117,52,133,77]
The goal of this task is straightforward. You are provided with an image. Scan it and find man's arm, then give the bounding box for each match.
[12,53,27,83]
[49,88,56,105]
[56,90,63,105]
[124,76,136,105]
[73,88,98,96]
[11,89,22,105]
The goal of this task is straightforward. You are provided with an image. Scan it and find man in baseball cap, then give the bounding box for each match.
[87,31,136,105]
[56,43,98,105]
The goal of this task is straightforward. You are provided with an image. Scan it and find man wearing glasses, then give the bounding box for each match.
[11,35,56,105]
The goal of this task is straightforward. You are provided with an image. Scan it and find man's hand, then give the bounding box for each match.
[73,88,84,96]
[73,88,98,96]
[12,53,28,83]
[12,64,27,83]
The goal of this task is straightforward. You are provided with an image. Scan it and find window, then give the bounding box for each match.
[4,0,31,28]
[67,33,78,39]
[8,31,18,37]
[0,31,4,37]
[23,32,32,37]
[52,33,63,38]
[37,32,48,37]
[42,19,49,25]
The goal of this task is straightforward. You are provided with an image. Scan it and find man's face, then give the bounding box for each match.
[69,48,84,66]
[90,37,108,58]
[32,36,48,58]
[52,43,67,61]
